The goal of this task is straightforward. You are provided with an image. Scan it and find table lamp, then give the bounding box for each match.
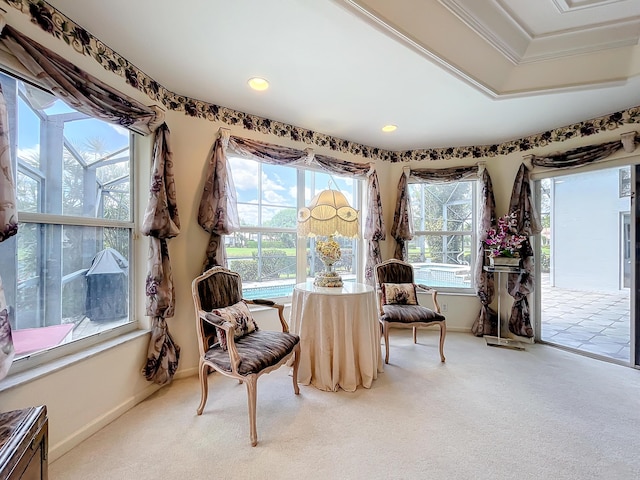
[297,187,359,287]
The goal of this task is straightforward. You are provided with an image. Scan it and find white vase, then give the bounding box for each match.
[489,256,520,267]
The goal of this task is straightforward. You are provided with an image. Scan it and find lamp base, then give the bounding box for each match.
[314,271,343,288]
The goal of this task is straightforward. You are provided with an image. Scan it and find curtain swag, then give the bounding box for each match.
[527,132,638,169]
[390,165,497,336]
[0,23,164,135]
[201,133,384,284]
[391,165,481,261]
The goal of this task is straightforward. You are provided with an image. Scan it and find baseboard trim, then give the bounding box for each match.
[49,382,161,462]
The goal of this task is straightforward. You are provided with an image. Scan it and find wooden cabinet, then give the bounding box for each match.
[0,406,48,480]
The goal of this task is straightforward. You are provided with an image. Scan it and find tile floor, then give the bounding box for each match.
[539,273,631,363]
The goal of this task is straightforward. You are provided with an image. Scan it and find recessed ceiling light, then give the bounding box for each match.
[382,124,397,132]
[248,77,269,91]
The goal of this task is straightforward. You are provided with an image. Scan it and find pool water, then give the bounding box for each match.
[242,275,470,299]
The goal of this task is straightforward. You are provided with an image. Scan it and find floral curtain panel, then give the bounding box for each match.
[505,164,541,338]
[198,131,240,270]
[0,24,163,135]
[471,167,497,336]
[0,86,16,380]
[390,169,412,261]
[141,124,181,385]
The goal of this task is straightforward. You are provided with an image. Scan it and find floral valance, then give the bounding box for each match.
[528,132,638,169]
[217,134,384,284]
[408,165,480,183]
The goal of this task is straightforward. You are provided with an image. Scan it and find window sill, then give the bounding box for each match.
[0,329,150,393]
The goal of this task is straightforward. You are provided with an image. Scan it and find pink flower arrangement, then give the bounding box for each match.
[484,213,527,258]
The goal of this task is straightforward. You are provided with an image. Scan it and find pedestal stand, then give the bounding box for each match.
[483,265,525,350]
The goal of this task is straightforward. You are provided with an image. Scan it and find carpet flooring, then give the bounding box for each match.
[50,331,640,480]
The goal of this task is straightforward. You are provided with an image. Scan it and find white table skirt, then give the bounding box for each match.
[289,281,383,392]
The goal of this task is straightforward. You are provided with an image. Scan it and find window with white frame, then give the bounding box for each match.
[0,70,136,366]
[407,180,476,290]
[227,155,361,299]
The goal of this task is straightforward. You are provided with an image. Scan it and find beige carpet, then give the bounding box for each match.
[51,331,640,480]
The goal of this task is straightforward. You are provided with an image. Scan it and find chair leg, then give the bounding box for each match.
[383,322,390,364]
[439,322,447,363]
[413,326,417,344]
[196,360,209,415]
[291,346,300,395]
[245,376,259,447]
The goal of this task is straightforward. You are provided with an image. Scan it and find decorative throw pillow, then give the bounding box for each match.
[210,301,259,351]
[382,283,418,305]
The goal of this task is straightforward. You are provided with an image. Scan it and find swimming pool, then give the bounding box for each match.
[242,267,471,299]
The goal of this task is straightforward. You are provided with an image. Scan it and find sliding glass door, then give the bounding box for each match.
[536,165,632,364]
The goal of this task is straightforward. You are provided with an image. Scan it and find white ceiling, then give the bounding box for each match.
[43,0,640,151]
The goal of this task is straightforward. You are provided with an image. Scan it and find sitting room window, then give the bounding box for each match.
[227,154,362,299]
[0,70,136,366]
[407,180,476,291]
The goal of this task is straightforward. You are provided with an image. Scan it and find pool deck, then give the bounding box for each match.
[540,273,630,363]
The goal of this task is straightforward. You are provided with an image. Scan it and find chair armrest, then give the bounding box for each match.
[201,310,236,335]
[415,284,442,313]
[200,310,242,372]
[249,298,275,306]
[244,299,290,333]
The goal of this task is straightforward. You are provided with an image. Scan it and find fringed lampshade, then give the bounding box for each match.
[297,189,359,287]
[297,189,359,238]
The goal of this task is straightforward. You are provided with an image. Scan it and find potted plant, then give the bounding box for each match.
[484,213,527,267]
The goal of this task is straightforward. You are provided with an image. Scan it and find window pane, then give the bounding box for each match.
[228,232,297,299]
[408,180,475,290]
[17,109,132,219]
[409,234,472,288]
[229,156,259,227]
[410,182,473,231]
[228,156,361,298]
[17,92,41,171]
[306,236,357,283]
[0,224,132,359]
[262,163,295,206]
[0,70,135,366]
[16,171,40,212]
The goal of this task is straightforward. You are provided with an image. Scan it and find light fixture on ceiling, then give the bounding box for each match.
[382,124,397,132]
[247,77,269,91]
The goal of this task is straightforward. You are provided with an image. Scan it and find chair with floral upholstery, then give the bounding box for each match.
[375,259,446,364]
[191,266,300,446]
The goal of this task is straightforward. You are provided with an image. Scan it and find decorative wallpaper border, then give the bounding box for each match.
[5,0,640,162]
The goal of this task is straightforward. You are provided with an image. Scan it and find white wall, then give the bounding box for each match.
[0,4,637,463]
[552,168,630,291]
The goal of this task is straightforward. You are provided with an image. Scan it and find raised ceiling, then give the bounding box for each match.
[42,0,640,151]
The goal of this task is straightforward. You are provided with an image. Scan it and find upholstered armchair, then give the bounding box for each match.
[374,259,446,363]
[191,266,300,446]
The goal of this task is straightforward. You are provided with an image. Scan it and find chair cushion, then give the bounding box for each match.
[382,283,418,305]
[209,301,259,351]
[381,304,445,323]
[204,330,300,375]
